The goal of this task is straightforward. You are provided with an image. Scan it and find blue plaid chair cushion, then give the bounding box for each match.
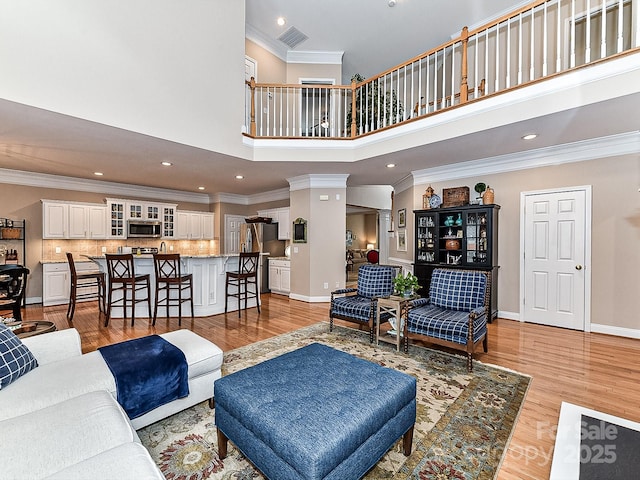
[407,304,487,345]
[357,264,395,299]
[430,269,486,311]
[0,323,38,389]
[331,295,394,324]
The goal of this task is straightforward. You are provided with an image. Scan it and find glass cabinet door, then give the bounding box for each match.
[465,210,489,265]
[416,213,437,263]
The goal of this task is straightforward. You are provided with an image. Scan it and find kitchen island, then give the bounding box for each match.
[86,254,261,318]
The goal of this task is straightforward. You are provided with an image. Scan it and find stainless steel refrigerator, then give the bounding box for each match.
[240,220,286,292]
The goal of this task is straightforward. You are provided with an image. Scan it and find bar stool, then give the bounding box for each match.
[152,253,194,326]
[104,254,151,327]
[225,252,260,318]
[66,252,105,321]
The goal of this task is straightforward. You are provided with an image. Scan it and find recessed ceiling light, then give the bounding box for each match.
[522,133,538,140]
[386,163,396,168]
[277,17,286,26]
[198,186,205,190]
[161,161,172,166]
[235,175,244,180]
[94,172,103,176]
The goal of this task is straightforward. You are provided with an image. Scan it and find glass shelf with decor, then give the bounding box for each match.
[415,212,437,263]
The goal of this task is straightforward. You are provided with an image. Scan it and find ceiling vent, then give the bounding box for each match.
[278,26,308,49]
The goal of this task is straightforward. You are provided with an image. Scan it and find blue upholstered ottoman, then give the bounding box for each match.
[214,343,416,480]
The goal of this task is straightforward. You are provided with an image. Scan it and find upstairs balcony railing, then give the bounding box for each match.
[245,0,638,139]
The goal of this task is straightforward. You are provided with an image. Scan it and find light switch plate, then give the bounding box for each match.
[55,247,61,254]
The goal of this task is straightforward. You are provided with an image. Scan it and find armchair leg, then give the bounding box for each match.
[467,353,473,372]
[483,334,488,353]
[329,316,334,332]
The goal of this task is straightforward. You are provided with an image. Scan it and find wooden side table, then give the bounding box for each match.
[376,295,416,351]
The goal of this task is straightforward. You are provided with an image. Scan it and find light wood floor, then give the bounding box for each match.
[18,294,640,479]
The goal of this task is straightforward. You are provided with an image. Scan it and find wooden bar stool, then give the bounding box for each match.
[225,252,260,318]
[152,253,194,326]
[66,252,105,321]
[104,254,151,327]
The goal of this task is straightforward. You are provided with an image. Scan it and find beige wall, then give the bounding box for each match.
[245,39,286,83]
[286,63,342,85]
[408,156,639,330]
[290,186,345,300]
[346,213,377,250]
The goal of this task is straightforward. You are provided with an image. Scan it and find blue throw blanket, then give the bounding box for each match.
[99,335,189,419]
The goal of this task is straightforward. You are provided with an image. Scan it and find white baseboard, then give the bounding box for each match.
[289,293,330,303]
[590,323,640,339]
[497,310,520,321]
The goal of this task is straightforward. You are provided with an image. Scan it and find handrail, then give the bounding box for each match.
[245,0,637,139]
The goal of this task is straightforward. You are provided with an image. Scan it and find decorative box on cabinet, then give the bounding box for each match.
[414,204,500,320]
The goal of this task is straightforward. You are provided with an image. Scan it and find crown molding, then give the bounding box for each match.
[245,25,288,62]
[392,174,415,195]
[248,187,290,204]
[411,131,640,185]
[287,50,344,64]
[287,174,349,191]
[0,168,211,204]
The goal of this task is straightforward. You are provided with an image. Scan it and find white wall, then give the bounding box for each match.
[0,0,248,157]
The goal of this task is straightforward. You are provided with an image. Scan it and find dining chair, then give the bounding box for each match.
[0,265,30,321]
[152,253,194,326]
[104,254,151,327]
[66,252,105,321]
[224,252,260,318]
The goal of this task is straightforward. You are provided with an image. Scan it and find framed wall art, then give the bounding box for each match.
[398,208,406,228]
[396,230,407,252]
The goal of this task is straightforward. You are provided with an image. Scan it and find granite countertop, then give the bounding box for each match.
[269,256,290,261]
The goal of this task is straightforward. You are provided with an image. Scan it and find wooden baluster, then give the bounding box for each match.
[460,26,469,104]
[249,77,256,137]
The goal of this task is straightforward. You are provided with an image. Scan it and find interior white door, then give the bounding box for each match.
[522,188,589,330]
[224,215,245,254]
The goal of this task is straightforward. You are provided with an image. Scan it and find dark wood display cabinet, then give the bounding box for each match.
[414,205,500,320]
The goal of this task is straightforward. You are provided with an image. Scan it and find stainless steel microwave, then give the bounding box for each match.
[127,220,161,238]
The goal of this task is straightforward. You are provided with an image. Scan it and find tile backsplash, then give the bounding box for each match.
[42,239,219,262]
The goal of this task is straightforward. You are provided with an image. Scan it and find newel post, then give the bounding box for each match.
[350,78,357,138]
[249,76,257,137]
[460,27,469,104]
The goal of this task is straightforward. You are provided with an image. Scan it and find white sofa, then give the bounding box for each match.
[0,328,224,479]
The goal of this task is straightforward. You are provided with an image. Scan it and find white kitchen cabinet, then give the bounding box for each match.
[42,263,69,306]
[257,207,290,240]
[162,205,177,238]
[126,201,162,221]
[276,208,290,240]
[68,204,108,239]
[88,206,108,238]
[106,199,126,239]
[42,201,68,239]
[269,258,290,295]
[202,213,214,239]
[43,201,107,239]
[42,261,101,306]
[177,211,214,240]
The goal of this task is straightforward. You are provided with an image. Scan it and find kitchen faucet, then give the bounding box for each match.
[160,241,166,253]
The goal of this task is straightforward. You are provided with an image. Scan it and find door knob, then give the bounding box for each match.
[575,265,583,270]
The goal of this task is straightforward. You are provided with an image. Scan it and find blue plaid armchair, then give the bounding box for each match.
[330,264,399,342]
[403,268,490,371]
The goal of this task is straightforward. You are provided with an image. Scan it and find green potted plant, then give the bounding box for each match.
[347,73,404,134]
[474,182,486,204]
[393,272,420,298]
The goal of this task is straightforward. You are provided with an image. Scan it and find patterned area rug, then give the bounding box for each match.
[138,323,530,479]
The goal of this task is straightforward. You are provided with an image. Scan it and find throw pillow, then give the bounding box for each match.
[0,323,38,389]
